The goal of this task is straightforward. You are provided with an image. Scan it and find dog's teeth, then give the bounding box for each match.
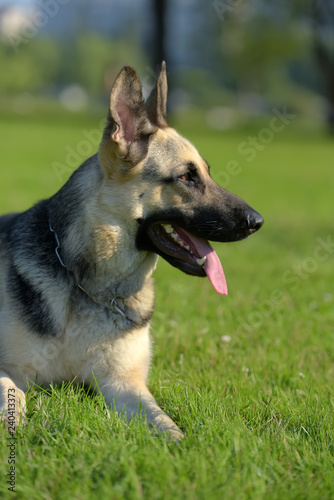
[184,245,190,251]
[162,224,174,234]
[165,228,187,249]
[196,256,207,266]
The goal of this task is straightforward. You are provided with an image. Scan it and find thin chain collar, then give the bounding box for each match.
[49,219,127,318]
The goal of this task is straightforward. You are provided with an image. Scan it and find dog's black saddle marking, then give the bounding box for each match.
[0,209,59,337]
[0,213,20,241]
[9,264,58,337]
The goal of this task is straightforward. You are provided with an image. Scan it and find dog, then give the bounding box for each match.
[0,63,263,440]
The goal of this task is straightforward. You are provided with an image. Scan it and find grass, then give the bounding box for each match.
[0,111,333,499]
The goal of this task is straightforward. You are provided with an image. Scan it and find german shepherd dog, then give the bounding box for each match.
[0,63,263,440]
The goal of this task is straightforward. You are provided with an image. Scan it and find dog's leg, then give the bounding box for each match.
[99,382,184,441]
[0,371,26,433]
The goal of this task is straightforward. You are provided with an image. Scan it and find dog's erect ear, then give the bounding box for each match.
[146,61,168,128]
[105,66,156,159]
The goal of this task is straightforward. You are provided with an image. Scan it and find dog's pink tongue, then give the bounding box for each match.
[188,233,228,295]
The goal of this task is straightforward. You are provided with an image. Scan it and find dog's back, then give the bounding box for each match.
[0,213,20,235]
[0,213,20,313]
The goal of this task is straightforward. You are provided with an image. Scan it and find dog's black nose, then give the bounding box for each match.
[247,210,264,233]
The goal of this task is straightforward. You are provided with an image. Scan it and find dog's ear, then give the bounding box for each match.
[103,66,156,161]
[146,61,168,128]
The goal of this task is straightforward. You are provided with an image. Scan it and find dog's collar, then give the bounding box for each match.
[49,219,126,318]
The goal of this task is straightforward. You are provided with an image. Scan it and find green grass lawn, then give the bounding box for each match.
[0,112,333,499]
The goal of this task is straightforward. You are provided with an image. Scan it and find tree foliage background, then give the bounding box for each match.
[0,0,333,129]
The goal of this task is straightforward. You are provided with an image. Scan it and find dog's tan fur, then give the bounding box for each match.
[0,64,263,440]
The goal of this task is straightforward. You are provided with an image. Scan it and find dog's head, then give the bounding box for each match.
[98,64,263,294]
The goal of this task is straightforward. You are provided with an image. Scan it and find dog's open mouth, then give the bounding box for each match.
[147,223,227,295]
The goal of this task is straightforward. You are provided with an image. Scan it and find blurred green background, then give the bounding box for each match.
[0,0,333,130]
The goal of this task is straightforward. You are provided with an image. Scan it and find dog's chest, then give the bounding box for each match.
[49,307,152,382]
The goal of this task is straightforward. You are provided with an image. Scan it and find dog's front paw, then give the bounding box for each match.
[168,428,184,443]
[149,421,184,442]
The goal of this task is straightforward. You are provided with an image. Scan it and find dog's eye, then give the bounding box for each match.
[178,163,198,184]
[179,173,191,182]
